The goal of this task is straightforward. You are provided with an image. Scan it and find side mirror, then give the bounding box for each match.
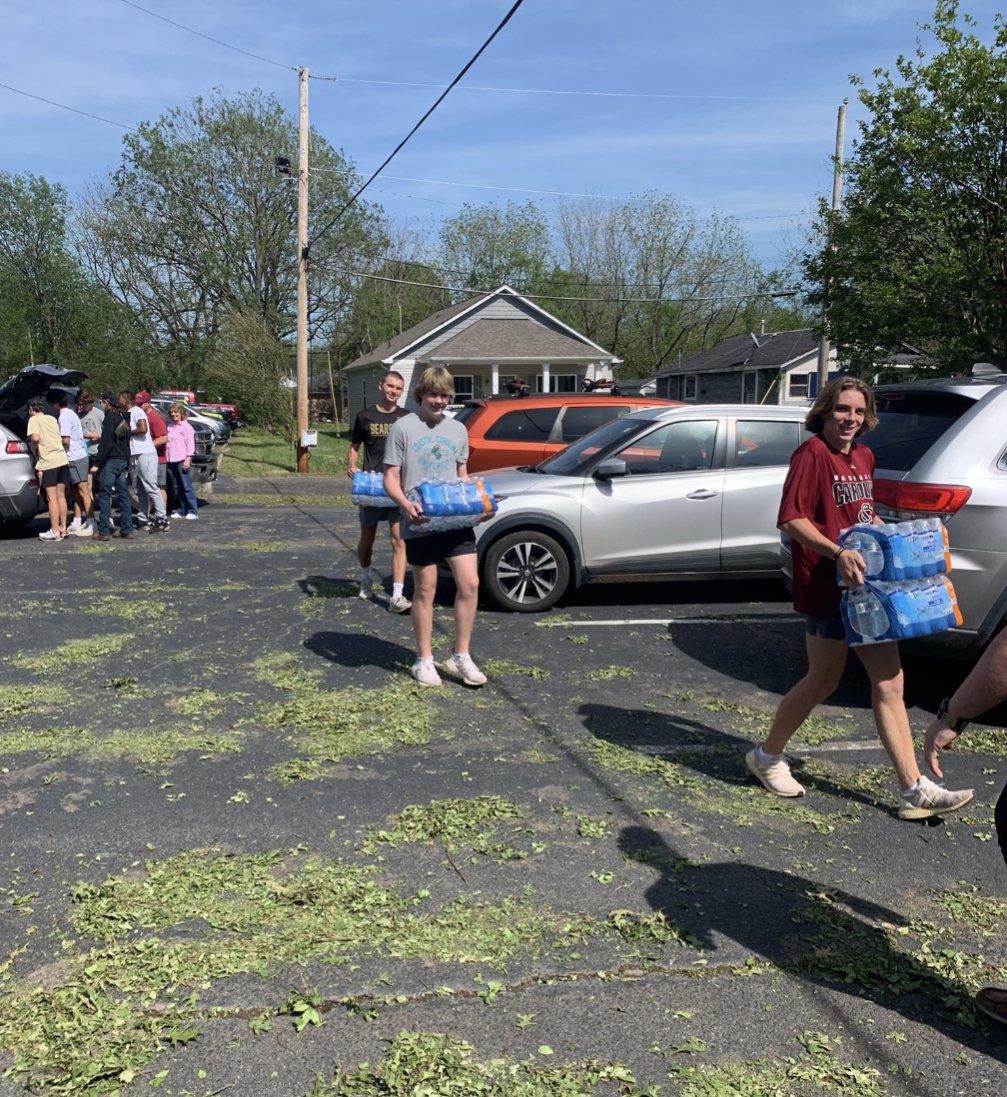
[593,458,628,480]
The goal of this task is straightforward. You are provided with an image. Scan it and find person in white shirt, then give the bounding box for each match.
[119,391,168,531]
[48,388,92,536]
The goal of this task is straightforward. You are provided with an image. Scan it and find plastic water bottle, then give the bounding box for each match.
[913,518,948,575]
[845,586,891,643]
[838,525,885,581]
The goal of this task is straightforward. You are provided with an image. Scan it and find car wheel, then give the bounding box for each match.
[483,530,571,612]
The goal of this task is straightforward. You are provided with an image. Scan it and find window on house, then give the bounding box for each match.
[683,375,698,401]
[788,373,810,399]
[452,375,474,401]
[535,374,579,393]
[742,371,758,404]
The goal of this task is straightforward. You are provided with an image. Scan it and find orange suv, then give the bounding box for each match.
[455,393,681,474]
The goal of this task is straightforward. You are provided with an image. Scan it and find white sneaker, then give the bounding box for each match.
[69,522,93,537]
[898,775,974,821]
[388,594,412,614]
[172,511,183,517]
[411,657,442,688]
[38,529,64,541]
[443,653,487,688]
[68,517,82,531]
[359,566,383,600]
[745,748,806,797]
[184,513,198,520]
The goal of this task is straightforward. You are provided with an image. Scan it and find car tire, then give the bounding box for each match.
[482,530,571,612]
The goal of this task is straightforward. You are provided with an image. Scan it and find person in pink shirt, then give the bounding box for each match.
[165,403,198,519]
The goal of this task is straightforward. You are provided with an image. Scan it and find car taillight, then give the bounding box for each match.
[874,478,972,516]
[5,440,29,455]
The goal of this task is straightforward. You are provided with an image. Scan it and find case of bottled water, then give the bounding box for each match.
[350,470,399,507]
[406,478,498,531]
[837,518,950,583]
[840,575,962,645]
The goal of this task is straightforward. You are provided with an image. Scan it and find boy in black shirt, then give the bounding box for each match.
[347,371,410,611]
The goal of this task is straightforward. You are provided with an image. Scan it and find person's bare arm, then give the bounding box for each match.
[781,516,866,586]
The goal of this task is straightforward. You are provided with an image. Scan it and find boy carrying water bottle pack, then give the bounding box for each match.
[383,366,489,690]
[745,376,973,821]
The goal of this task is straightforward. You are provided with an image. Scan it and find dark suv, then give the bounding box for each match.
[0,363,86,528]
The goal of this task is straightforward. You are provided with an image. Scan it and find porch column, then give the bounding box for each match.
[491,363,500,395]
[541,362,551,394]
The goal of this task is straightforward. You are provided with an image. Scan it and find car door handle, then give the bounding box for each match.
[686,490,719,499]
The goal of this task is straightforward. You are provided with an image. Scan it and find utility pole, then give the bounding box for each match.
[817,98,847,394]
[295,65,310,473]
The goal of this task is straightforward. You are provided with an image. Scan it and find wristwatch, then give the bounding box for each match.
[936,697,970,733]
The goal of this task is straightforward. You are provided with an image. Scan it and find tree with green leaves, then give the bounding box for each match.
[77,88,386,386]
[437,201,550,295]
[805,1,1007,371]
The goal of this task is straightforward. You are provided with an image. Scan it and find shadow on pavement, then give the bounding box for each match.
[621,824,997,1053]
[305,630,413,672]
[581,701,895,817]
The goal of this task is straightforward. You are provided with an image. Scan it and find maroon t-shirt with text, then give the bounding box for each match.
[777,434,875,616]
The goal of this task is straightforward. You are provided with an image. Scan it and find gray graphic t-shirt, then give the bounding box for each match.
[384,412,470,537]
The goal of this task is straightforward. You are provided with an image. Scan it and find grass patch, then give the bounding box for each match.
[482,659,550,679]
[11,634,133,674]
[219,424,349,478]
[308,1030,654,1096]
[0,684,64,722]
[362,795,525,860]
[0,848,617,1093]
[588,665,636,681]
[260,671,438,776]
[213,492,351,507]
[660,1030,891,1096]
[0,725,240,765]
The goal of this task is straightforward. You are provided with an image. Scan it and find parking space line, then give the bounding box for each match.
[536,614,801,628]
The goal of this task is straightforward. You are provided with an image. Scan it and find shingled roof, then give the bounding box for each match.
[658,329,817,377]
[344,294,482,368]
[424,318,602,362]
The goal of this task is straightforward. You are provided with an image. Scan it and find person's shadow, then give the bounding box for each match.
[305,631,413,673]
[581,702,896,817]
[620,825,1000,1052]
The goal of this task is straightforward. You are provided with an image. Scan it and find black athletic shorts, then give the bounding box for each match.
[405,528,476,567]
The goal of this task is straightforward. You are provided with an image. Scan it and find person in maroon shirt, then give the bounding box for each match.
[745,377,972,821]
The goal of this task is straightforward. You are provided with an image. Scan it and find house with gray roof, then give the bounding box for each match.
[654,329,829,406]
[342,284,621,420]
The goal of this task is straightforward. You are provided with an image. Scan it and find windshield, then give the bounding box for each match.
[538,415,652,475]
[865,391,977,471]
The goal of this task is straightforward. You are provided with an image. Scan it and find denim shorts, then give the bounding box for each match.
[804,614,846,641]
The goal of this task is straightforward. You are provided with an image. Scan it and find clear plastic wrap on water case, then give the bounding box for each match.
[406,478,498,531]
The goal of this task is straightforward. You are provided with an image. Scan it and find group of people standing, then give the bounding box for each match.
[27,389,199,542]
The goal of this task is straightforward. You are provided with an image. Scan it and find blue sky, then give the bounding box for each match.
[2,1,1003,269]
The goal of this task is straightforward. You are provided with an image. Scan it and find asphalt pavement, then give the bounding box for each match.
[0,476,1004,1096]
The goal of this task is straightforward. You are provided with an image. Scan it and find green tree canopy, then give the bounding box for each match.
[805,1,1007,370]
[77,88,386,385]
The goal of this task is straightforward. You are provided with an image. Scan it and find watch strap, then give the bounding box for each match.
[936,697,970,733]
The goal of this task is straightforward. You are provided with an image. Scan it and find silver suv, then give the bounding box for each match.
[476,404,810,611]
[864,367,1007,657]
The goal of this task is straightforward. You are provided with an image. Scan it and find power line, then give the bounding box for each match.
[339,250,766,293]
[307,0,526,253]
[0,80,130,129]
[311,265,788,306]
[118,0,296,71]
[333,77,840,103]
